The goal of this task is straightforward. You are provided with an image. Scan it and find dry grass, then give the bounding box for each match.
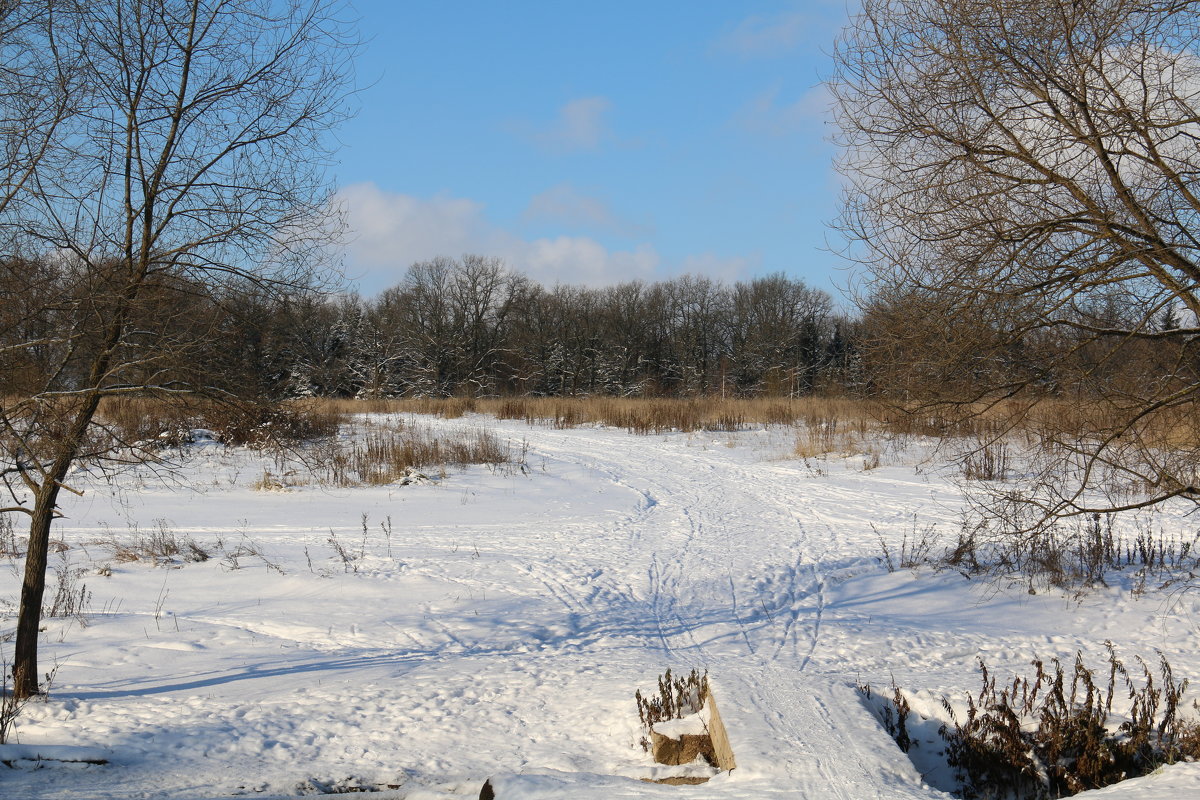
[102,520,213,565]
[864,647,1200,800]
[898,513,1200,592]
[319,396,902,466]
[793,411,877,458]
[44,561,91,623]
[300,396,1125,476]
[306,418,518,488]
[6,396,518,491]
[303,395,1113,450]
[95,396,344,448]
[82,521,287,575]
[305,396,890,436]
[71,394,1200,558]
[21,391,1200,460]
[92,393,1200,454]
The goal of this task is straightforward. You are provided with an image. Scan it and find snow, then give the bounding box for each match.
[0,743,109,764]
[648,707,709,740]
[2,413,1199,799]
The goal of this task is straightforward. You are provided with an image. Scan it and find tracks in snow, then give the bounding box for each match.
[488,427,837,666]
[506,424,936,796]
[414,420,944,798]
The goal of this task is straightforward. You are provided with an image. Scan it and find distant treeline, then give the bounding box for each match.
[2,254,863,401]
[6,252,1181,404]
[242,256,862,399]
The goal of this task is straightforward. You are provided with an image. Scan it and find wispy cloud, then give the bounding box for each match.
[715,11,810,57]
[521,184,651,239]
[339,182,660,289]
[514,96,614,153]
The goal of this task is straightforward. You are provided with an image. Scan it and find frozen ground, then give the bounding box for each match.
[2,414,1200,799]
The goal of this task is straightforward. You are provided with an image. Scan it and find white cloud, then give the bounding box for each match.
[339,182,662,290]
[522,184,650,238]
[516,96,613,153]
[715,12,810,57]
[526,238,660,286]
[736,84,832,137]
[339,184,500,267]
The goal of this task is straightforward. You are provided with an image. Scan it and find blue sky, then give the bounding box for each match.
[336,1,849,298]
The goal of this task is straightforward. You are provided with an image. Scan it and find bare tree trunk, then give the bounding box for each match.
[12,479,61,698]
[12,391,101,700]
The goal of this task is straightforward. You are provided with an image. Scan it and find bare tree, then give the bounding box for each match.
[0,2,77,225]
[449,255,522,396]
[598,280,661,396]
[659,276,730,396]
[731,274,833,396]
[833,0,1200,526]
[1,0,354,699]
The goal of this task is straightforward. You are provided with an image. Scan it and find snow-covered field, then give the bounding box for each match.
[3,414,1200,799]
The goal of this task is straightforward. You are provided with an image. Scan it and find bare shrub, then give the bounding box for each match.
[1,653,31,744]
[43,557,90,624]
[961,440,1010,482]
[635,668,709,752]
[0,651,58,744]
[97,520,211,566]
[212,401,343,447]
[865,647,1200,799]
[876,521,939,573]
[0,670,25,744]
[941,513,1200,592]
[0,514,21,558]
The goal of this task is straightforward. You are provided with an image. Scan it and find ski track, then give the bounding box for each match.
[497,424,942,799]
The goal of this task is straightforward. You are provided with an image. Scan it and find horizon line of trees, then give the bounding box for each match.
[232,255,865,400]
[9,249,1184,408]
[10,250,1181,407]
